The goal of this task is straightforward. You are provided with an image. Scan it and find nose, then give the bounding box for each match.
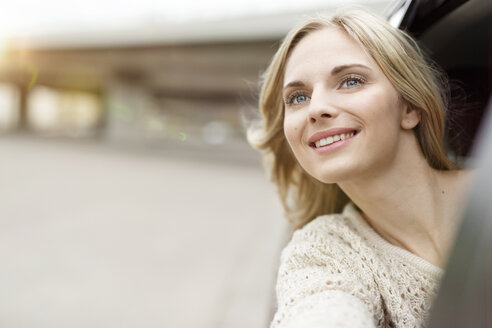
[308,88,339,124]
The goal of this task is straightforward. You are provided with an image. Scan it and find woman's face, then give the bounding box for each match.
[283,27,416,184]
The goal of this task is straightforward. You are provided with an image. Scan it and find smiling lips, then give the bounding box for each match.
[308,128,359,149]
[314,131,356,148]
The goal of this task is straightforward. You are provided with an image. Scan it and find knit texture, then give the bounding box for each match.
[271,203,444,328]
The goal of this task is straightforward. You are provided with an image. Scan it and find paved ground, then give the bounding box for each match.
[0,136,289,328]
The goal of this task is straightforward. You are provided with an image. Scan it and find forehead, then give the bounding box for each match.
[284,27,376,81]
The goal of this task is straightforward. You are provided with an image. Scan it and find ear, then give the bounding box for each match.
[400,102,421,130]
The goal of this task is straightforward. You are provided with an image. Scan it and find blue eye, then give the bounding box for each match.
[344,79,360,88]
[340,74,366,89]
[293,95,308,104]
[285,92,310,106]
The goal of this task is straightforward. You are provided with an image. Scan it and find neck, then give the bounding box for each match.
[338,135,467,268]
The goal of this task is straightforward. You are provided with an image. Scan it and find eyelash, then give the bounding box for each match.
[285,90,309,106]
[340,74,366,88]
[284,74,367,106]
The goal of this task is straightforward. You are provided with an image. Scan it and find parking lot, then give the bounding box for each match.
[0,136,288,328]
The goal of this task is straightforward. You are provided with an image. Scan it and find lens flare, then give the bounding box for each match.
[27,63,38,90]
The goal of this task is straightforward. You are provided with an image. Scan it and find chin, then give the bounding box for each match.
[305,163,360,185]
[307,170,354,184]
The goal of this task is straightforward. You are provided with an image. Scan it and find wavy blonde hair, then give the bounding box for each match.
[248,7,457,229]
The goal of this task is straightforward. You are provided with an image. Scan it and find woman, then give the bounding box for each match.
[248,6,472,328]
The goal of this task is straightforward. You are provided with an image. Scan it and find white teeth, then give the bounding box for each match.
[313,131,356,148]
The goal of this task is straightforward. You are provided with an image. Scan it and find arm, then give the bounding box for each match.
[271,219,380,328]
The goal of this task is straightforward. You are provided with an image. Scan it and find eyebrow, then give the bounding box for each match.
[283,80,306,90]
[331,63,371,75]
[283,63,371,90]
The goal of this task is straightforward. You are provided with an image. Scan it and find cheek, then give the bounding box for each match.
[283,115,302,147]
[362,95,403,157]
[362,87,402,128]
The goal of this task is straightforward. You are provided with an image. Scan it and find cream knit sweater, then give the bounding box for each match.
[271,203,444,328]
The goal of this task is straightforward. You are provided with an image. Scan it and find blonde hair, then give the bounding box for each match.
[248,7,457,229]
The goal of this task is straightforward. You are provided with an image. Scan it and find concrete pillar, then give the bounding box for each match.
[103,79,155,144]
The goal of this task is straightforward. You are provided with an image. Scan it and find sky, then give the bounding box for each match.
[0,0,384,37]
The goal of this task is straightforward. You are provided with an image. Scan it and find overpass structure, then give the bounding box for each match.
[0,1,390,156]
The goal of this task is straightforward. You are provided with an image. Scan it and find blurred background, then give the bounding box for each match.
[0,1,390,327]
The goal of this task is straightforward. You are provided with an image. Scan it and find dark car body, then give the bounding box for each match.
[387,0,491,158]
[387,1,492,326]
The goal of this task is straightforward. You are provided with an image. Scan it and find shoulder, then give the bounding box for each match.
[280,205,367,268]
[289,204,362,248]
[293,213,344,241]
